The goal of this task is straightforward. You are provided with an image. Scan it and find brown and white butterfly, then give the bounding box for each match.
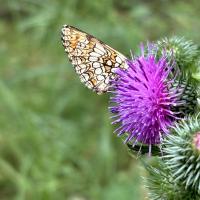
[61,25,128,94]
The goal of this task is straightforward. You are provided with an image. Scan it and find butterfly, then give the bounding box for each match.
[61,25,128,94]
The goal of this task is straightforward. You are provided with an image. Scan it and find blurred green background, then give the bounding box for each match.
[0,0,200,199]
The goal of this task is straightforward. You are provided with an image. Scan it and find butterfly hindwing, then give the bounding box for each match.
[61,25,128,94]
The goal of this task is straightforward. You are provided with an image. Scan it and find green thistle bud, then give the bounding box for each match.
[163,116,200,194]
[145,161,178,200]
[170,77,198,117]
[156,36,199,73]
[144,159,200,200]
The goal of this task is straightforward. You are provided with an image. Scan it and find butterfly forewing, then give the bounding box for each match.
[61,25,128,94]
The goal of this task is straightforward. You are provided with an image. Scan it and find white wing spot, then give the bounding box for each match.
[68,47,73,53]
[94,47,104,55]
[90,52,101,57]
[75,66,81,71]
[115,63,120,67]
[80,74,89,81]
[98,82,107,91]
[107,60,112,66]
[116,56,122,63]
[74,49,82,56]
[89,56,98,62]
[105,77,110,84]
[63,36,70,41]
[97,75,105,81]
[93,62,101,68]
[79,64,87,69]
[63,41,69,47]
[95,43,106,53]
[76,58,82,64]
[62,27,70,34]
[80,68,87,73]
[72,59,76,65]
[111,68,118,73]
[95,68,102,75]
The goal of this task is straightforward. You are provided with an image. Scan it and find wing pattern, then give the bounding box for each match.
[61,25,128,94]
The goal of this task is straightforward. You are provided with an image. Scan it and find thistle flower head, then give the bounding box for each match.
[163,116,200,194]
[110,46,184,154]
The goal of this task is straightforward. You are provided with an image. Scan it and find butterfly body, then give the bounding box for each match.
[61,25,128,94]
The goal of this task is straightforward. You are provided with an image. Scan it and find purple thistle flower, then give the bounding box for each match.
[110,47,183,154]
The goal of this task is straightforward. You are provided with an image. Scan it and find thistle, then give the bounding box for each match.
[170,77,198,117]
[156,36,199,73]
[145,159,200,200]
[109,46,185,154]
[163,116,200,194]
[145,160,179,200]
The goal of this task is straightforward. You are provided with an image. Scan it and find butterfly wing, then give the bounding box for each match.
[61,25,128,94]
